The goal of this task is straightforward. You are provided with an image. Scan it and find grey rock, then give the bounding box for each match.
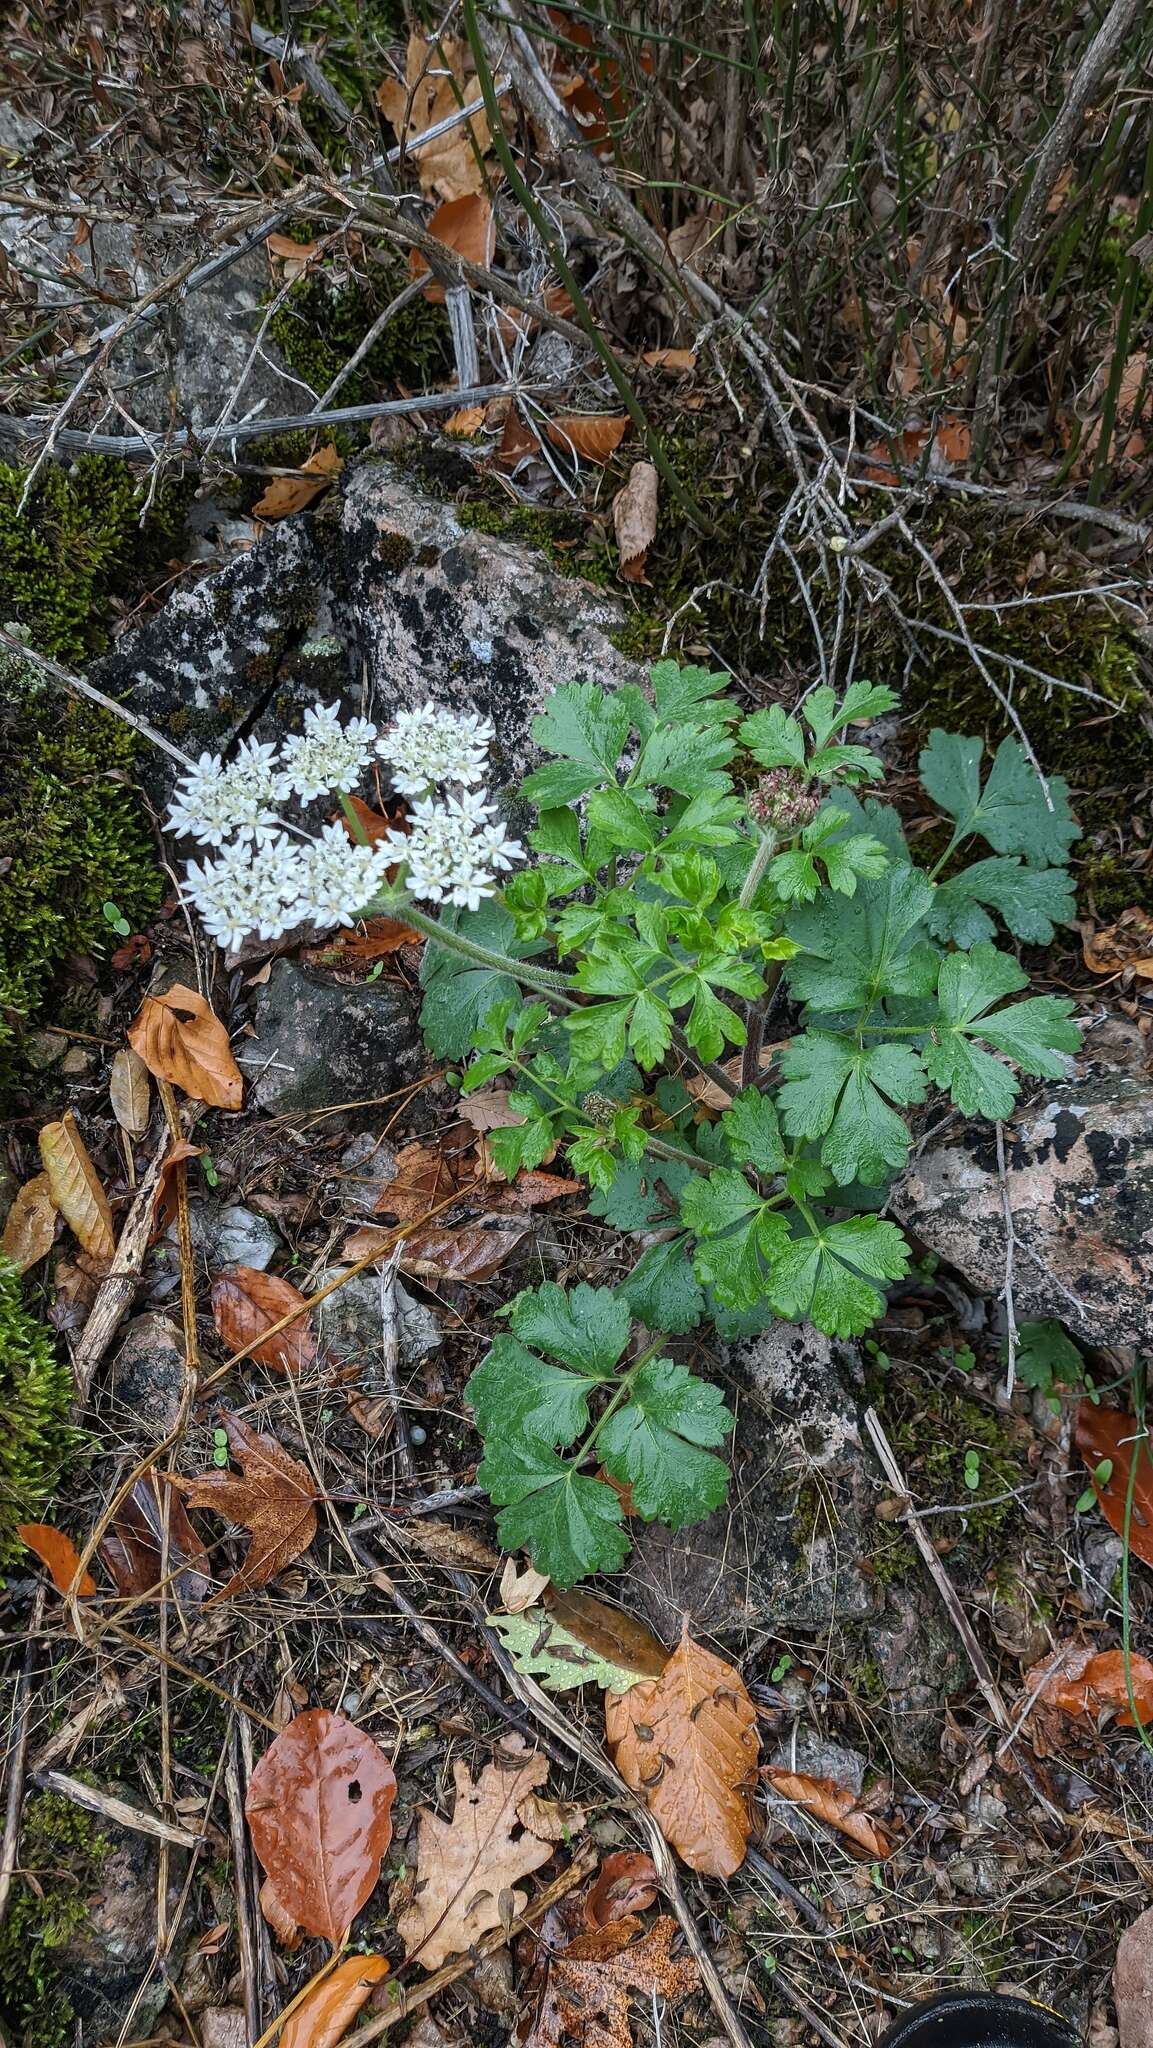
[55,1818,185,2041]
[860,1580,969,1769]
[315,1266,443,1371]
[107,1313,187,1441]
[895,1031,1153,1347]
[622,1323,879,1642]
[186,1202,282,1271]
[335,1130,400,1214]
[769,1730,866,1796]
[243,959,419,1116]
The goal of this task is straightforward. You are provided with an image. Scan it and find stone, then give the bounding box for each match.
[315,1266,443,1372]
[242,959,420,1116]
[200,2011,249,2048]
[894,1025,1153,1348]
[335,1130,401,1214]
[106,1313,187,1441]
[860,1581,969,1769]
[186,1202,281,1271]
[621,1323,879,1643]
[56,1819,185,2042]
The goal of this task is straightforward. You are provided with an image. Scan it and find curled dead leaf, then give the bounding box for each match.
[170,1413,320,1601]
[1,1172,58,1272]
[259,1874,302,1950]
[444,405,486,437]
[211,1266,318,1376]
[128,986,243,1110]
[765,1767,893,1859]
[1082,908,1153,979]
[613,461,659,583]
[583,1852,659,1929]
[99,1475,211,1606]
[1043,1646,1153,1730]
[399,1219,531,1283]
[151,1139,206,1242]
[641,348,697,372]
[500,1556,551,1612]
[281,1955,389,2048]
[17,1523,98,1597]
[38,1112,115,1265]
[253,445,342,521]
[1076,1400,1153,1570]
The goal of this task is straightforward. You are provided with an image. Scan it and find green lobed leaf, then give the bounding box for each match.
[419,901,532,1059]
[778,1032,926,1186]
[480,1441,630,1586]
[649,659,735,726]
[786,866,938,1012]
[598,1358,732,1528]
[720,1089,786,1173]
[588,1159,693,1230]
[507,1280,632,1376]
[530,681,631,777]
[466,1335,603,1448]
[919,730,1078,865]
[619,1236,705,1333]
[767,1212,909,1336]
[739,704,807,771]
[929,857,1077,947]
[923,944,1080,1118]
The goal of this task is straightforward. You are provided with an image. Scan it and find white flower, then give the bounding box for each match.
[275,701,378,802]
[182,830,310,951]
[377,701,494,797]
[166,740,280,847]
[385,789,524,911]
[294,822,393,929]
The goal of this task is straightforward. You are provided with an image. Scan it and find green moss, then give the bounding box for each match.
[0,1257,78,1564]
[268,266,452,414]
[0,456,188,664]
[0,663,164,1051]
[871,1368,1024,1571]
[0,1792,111,2048]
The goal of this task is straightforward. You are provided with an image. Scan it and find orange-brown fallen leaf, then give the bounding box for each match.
[582,1853,659,1929]
[259,1874,302,1950]
[494,407,542,469]
[606,1630,759,1877]
[546,1587,667,1680]
[99,1476,211,1605]
[38,1111,115,1266]
[170,1413,319,1601]
[546,415,629,463]
[377,36,491,202]
[150,1139,205,1242]
[1076,1400,1153,1570]
[281,1954,390,2048]
[1045,1647,1153,1729]
[394,1737,555,1968]
[613,461,658,583]
[765,1768,893,1859]
[253,444,342,521]
[374,1127,479,1221]
[267,231,319,264]
[444,405,486,437]
[1082,908,1153,979]
[339,795,401,847]
[211,1266,319,1376]
[529,1915,697,2048]
[411,192,495,302]
[128,985,243,1109]
[399,1220,531,1284]
[303,916,423,967]
[247,1709,397,1945]
[641,348,697,372]
[1,1172,58,1272]
[17,1523,98,1597]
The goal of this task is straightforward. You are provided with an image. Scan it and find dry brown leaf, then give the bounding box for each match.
[500,1556,551,1612]
[210,1266,318,1375]
[374,1127,479,1220]
[666,210,717,267]
[247,1710,397,1945]
[128,985,243,1110]
[280,1955,390,2048]
[685,1043,782,1110]
[457,1087,526,1133]
[303,916,423,967]
[377,36,491,201]
[1082,907,1153,979]
[641,348,697,372]
[494,408,542,469]
[394,1737,555,1967]
[99,1475,211,1606]
[582,1853,659,1930]
[516,1789,586,1843]
[1,1172,58,1272]
[1043,1647,1153,1730]
[546,415,629,463]
[444,405,486,437]
[17,1523,98,1597]
[38,1111,115,1265]
[340,1225,399,1264]
[171,1413,319,1601]
[411,192,496,302]
[392,1521,502,1571]
[765,1768,893,1859]
[612,461,658,583]
[259,1875,302,1950]
[1116,1902,1153,2048]
[399,1220,531,1284]
[545,1588,667,1681]
[151,1139,205,1242]
[605,1631,759,1877]
[339,795,400,847]
[530,1916,698,2048]
[253,444,343,521]
[109,1046,151,1139]
[486,1170,581,1210]
[266,231,319,264]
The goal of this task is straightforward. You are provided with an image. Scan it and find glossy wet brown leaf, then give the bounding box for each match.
[605,1632,758,1877]
[280,1954,390,2048]
[253,445,342,521]
[1075,1400,1153,1569]
[530,1915,697,2048]
[17,1523,98,1597]
[545,1587,667,1681]
[128,985,243,1110]
[171,1413,319,1601]
[1,1172,58,1272]
[583,1853,659,1929]
[99,1475,211,1605]
[259,1874,302,1950]
[399,1220,531,1284]
[765,1768,893,1858]
[394,1737,554,1968]
[210,1266,318,1375]
[39,1112,115,1265]
[246,1708,397,1944]
[545,415,629,463]
[109,1046,151,1138]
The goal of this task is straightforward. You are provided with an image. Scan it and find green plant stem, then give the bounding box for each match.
[643,1132,712,1173]
[571,1338,667,1468]
[738,826,778,908]
[375,898,579,1005]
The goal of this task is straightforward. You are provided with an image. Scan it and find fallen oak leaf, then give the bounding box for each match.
[38,1111,115,1265]
[516,1789,586,1842]
[765,1768,893,1859]
[169,1413,319,1601]
[281,1954,390,2048]
[529,1915,697,2048]
[1075,1400,1153,1570]
[128,985,243,1110]
[393,1736,554,1967]
[489,1606,659,1694]
[1,1172,58,1272]
[210,1266,319,1376]
[246,1708,397,1944]
[17,1523,98,1597]
[605,1630,759,1878]
[612,461,658,583]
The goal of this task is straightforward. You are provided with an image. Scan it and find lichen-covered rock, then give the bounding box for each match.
[243,958,419,1115]
[895,1025,1153,1347]
[622,1322,879,1640]
[314,1265,443,1371]
[106,1313,187,1442]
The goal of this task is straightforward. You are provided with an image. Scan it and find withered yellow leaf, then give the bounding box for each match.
[38,1112,115,1265]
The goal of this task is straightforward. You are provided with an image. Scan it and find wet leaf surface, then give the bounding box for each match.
[210,1266,319,1375]
[39,1111,115,1264]
[171,1414,319,1601]
[606,1632,759,1876]
[1076,1401,1153,1569]
[128,984,243,1109]
[17,1523,98,1597]
[246,1709,397,1945]
[394,1737,555,1968]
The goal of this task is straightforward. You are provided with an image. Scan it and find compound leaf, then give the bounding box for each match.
[598,1358,732,1528]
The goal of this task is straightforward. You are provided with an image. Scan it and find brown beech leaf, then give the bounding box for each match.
[641,348,697,372]
[1076,1401,1153,1569]
[128,985,243,1110]
[605,1631,759,1877]
[444,405,486,437]
[171,1414,319,1601]
[340,1225,398,1264]
[374,1128,479,1220]
[246,1708,397,1944]
[259,1874,302,1950]
[545,415,629,463]
[280,1954,390,2048]
[494,407,542,469]
[399,1220,530,1284]
[253,444,342,521]
[99,1475,211,1605]
[545,1587,668,1681]
[377,36,490,201]
[612,461,658,583]
[109,1046,151,1139]
[765,1769,893,1859]
[394,1737,554,1968]
[1045,1646,1153,1730]
[530,1915,697,2048]
[583,1853,659,1929]
[151,1139,205,1242]
[211,1266,318,1376]
[1,1172,58,1272]
[17,1523,98,1597]
[339,795,398,847]
[411,192,495,302]
[38,1112,115,1265]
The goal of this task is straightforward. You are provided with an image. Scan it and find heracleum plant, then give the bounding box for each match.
[168,667,1081,1582]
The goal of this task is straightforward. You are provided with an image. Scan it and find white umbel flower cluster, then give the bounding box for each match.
[167,698,523,948]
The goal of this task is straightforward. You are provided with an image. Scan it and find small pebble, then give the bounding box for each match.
[409,1424,428,1446]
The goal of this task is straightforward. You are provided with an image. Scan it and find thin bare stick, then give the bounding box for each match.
[226,1721,260,2047]
[0,628,193,769]
[317,278,428,410]
[33,1769,207,1850]
[996,1121,1019,1398]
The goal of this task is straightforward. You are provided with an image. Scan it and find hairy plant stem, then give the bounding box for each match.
[644,1132,712,1174]
[738,825,778,908]
[386,901,579,1005]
